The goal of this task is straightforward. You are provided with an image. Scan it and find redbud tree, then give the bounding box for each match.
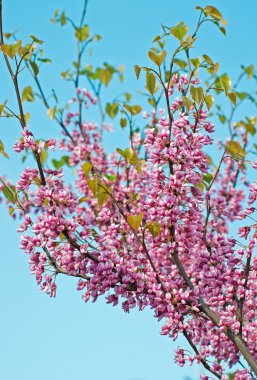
[1,1,257,379]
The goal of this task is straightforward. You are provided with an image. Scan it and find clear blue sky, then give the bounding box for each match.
[0,1,257,380]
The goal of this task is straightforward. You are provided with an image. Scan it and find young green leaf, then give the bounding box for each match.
[134,65,141,80]
[30,35,44,45]
[146,221,161,237]
[1,40,22,59]
[202,54,214,65]
[220,74,232,95]
[1,183,17,204]
[226,141,246,159]
[30,60,39,76]
[146,72,156,95]
[228,92,237,106]
[82,162,92,178]
[75,25,89,42]
[22,86,34,102]
[170,22,188,41]
[47,106,57,120]
[205,94,214,110]
[203,6,227,25]
[191,57,201,68]
[106,102,119,119]
[0,139,9,158]
[148,50,167,66]
[0,100,8,117]
[120,118,127,128]
[127,212,144,231]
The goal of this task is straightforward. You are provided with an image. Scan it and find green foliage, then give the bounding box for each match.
[30,60,39,76]
[75,25,89,41]
[148,50,167,66]
[117,148,143,174]
[146,221,161,237]
[1,40,21,59]
[146,72,156,95]
[47,106,57,120]
[106,102,119,119]
[0,139,9,158]
[127,212,144,231]
[87,177,111,207]
[170,22,188,41]
[123,104,142,116]
[22,86,34,102]
[0,180,17,204]
[226,141,246,159]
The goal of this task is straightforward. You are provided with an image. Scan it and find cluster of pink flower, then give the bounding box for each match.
[9,79,257,379]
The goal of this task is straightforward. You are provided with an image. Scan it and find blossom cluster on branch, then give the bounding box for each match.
[1,2,257,379]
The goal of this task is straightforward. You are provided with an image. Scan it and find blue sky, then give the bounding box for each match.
[0,1,257,380]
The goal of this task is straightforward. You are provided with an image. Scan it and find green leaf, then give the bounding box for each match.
[0,139,9,158]
[148,50,167,66]
[120,118,127,128]
[134,65,141,80]
[0,100,8,116]
[203,6,227,25]
[208,62,219,75]
[228,92,237,106]
[124,104,142,116]
[60,11,66,26]
[131,105,142,115]
[124,93,132,102]
[226,141,246,159]
[174,58,187,70]
[146,221,161,237]
[220,74,232,95]
[244,64,255,79]
[105,174,116,182]
[117,147,143,173]
[205,94,214,110]
[9,206,15,215]
[191,57,201,68]
[38,57,52,64]
[238,116,256,136]
[22,86,34,102]
[75,25,89,42]
[182,96,193,112]
[219,26,226,35]
[82,162,92,177]
[1,183,17,204]
[219,114,226,124]
[4,30,18,39]
[202,54,214,65]
[30,60,39,76]
[127,212,144,231]
[190,85,204,105]
[152,35,161,43]
[40,149,48,164]
[47,106,57,120]
[18,43,35,61]
[98,68,112,86]
[30,35,43,45]
[170,22,188,41]
[146,72,156,95]
[236,91,247,101]
[24,113,30,124]
[1,40,22,59]
[87,177,111,207]
[52,158,63,170]
[106,102,119,119]
[203,173,213,184]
